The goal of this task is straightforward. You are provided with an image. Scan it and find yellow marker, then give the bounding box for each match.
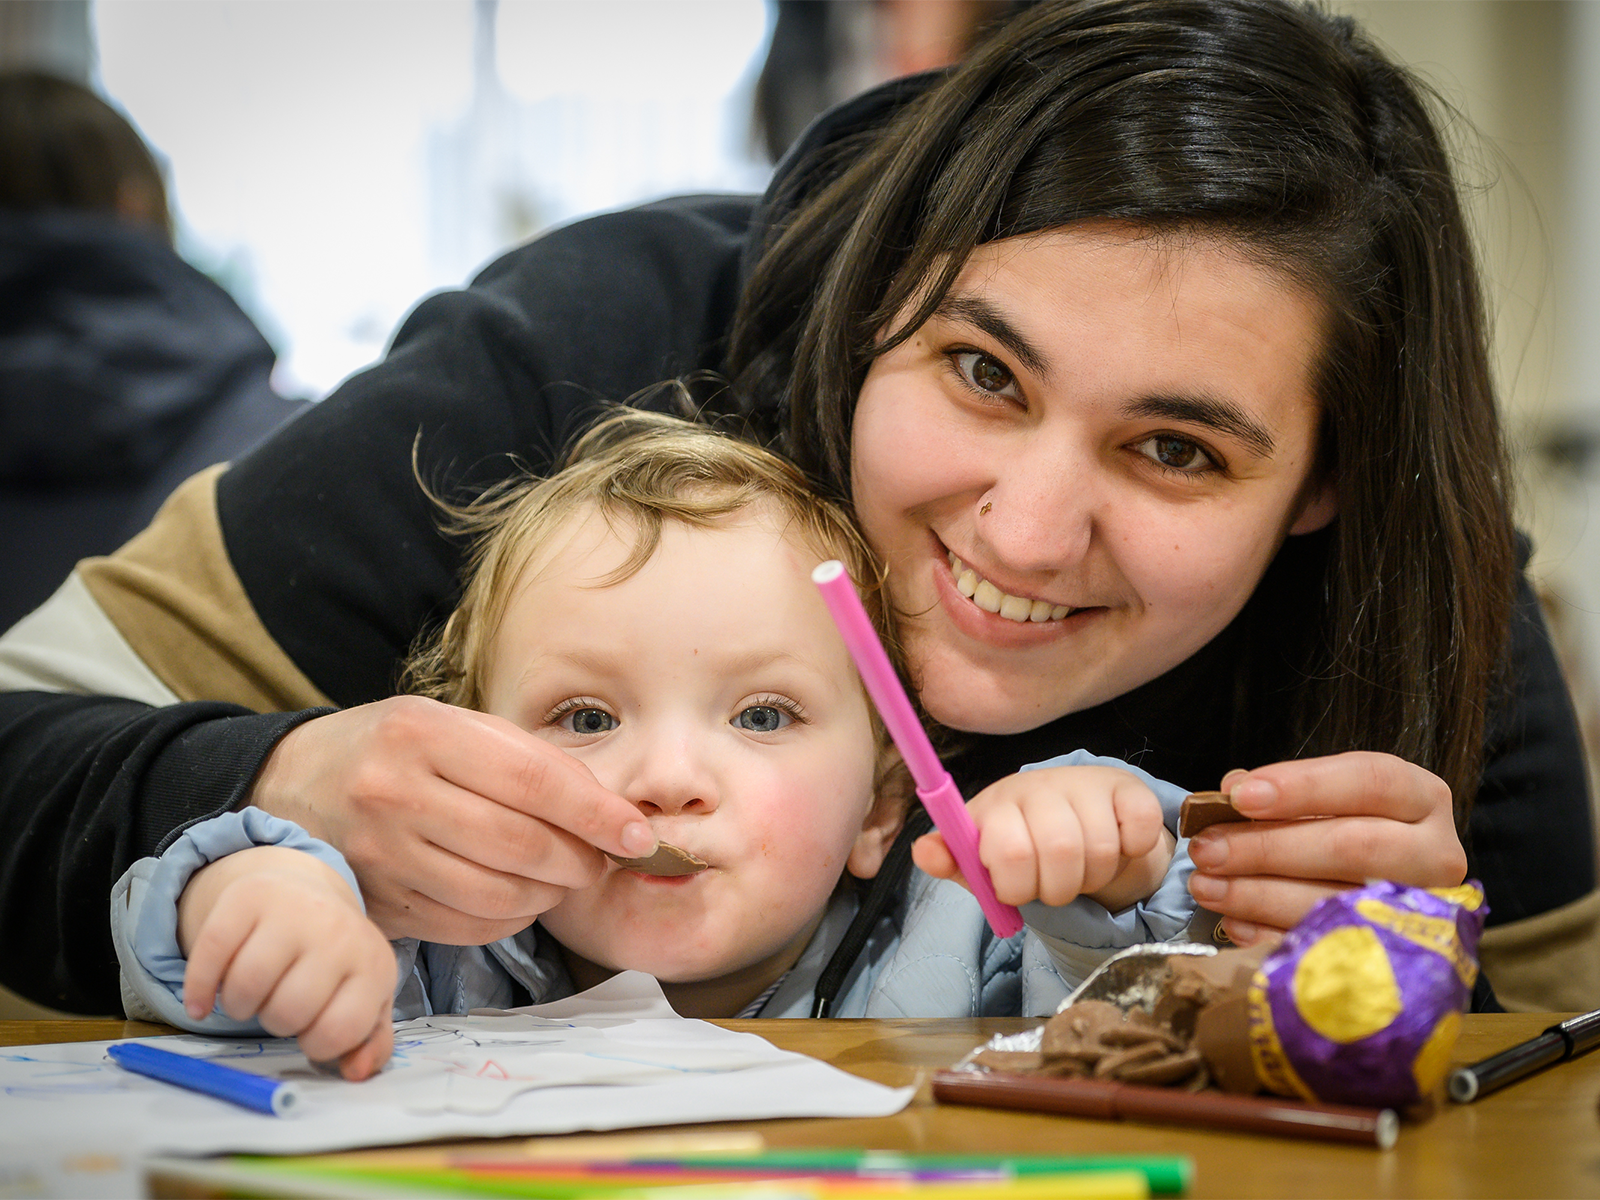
[612,1173,1151,1199]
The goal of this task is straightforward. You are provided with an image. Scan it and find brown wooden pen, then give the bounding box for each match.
[932,1070,1399,1149]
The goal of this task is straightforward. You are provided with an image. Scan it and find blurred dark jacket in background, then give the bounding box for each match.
[0,210,306,630]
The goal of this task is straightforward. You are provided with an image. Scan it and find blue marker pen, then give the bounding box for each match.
[107,1041,301,1116]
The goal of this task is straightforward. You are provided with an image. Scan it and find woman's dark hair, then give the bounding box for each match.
[728,0,1514,822]
[0,69,171,239]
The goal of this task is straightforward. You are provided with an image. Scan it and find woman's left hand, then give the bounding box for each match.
[1185,751,1467,945]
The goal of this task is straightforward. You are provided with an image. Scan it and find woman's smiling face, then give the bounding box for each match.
[850,223,1337,735]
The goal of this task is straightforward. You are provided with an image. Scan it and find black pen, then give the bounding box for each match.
[1447,1008,1600,1102]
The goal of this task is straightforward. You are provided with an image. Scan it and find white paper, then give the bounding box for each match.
[0,972,911,1190]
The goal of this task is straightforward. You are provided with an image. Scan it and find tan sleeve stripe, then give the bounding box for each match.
[78,465,333,713]
[1477,887,1600,1012]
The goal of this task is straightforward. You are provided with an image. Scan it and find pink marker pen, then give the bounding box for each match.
[812,560,1025,938]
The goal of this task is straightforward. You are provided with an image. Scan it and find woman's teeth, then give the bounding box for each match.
[948,553,1073,623]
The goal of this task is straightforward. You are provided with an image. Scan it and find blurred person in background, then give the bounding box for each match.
[0,70,306,632]
[752,0,1037,162]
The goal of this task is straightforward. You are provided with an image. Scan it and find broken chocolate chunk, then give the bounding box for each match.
[1178,791,1250,838]
[605,842,708,876]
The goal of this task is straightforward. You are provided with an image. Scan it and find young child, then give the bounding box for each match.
[112,411,1195,1079]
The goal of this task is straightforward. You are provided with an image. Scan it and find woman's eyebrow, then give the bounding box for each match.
[931,293,1050,377]
[931,292,1279,456]
[1126,396,1277,456]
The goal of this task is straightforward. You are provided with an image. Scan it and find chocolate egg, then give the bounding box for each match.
[1247,880,1487,1108]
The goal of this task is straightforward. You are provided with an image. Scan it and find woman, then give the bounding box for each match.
[0,0,1592,1015]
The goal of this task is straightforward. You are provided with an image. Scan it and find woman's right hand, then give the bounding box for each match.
[1185,751,1466,944]
[246,696,657,945]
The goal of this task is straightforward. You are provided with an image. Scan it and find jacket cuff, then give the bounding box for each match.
[110,808,358,1031]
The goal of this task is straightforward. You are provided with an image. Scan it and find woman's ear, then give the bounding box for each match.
[847,749,911,880]
[1288,474,1338,535]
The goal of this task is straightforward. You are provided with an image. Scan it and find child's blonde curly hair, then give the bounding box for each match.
[400,408,904,720]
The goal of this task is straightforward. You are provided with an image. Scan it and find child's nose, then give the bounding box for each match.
[623,729,719,818]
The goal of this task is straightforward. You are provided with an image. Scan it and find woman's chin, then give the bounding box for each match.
[915,668,1074,735]
[924,704,1051,736]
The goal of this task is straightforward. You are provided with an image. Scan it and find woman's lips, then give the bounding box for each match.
[934,549,1103,645]
[946,551,1076,623]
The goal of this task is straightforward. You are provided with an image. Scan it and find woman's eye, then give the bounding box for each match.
[734,705,791,734]
[952,351,1019,398]
[1135,434,1218,474]
[558,707,617,735]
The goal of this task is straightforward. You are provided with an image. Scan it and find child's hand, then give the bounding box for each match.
[912,766,1174,913]
[176,846,397,1081]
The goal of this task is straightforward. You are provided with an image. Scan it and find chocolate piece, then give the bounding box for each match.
[1195,993,1260,1093]
[1065,943,1216,1013]
[1041,999,1126,1058]
[605,842,707,876]
[1178,791,1250,838]
[1093,1041,1169,1078]
[1153,944,1268,1037]
[1119,1047,1206,1087]
[971,1049,1045,1073]
[1100,1020,1186,1053]
[1034,1000,1203,1086]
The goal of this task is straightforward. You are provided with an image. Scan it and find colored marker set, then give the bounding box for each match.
[152,1147,1192,1199]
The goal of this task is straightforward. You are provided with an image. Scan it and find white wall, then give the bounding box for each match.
[93,0,771,399]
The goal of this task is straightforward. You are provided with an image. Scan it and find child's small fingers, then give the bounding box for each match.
[214,926,303,1023]
[182,902,262,1020]
[1062,796,1122,896]
[285,924,397,1064]
[336,1014,395,1082]
[1014,801,1084,905]
[1110,779,1165,858]
[253,956,338,1041]
[976,803,1039,906]
[181,944,230,1022]
[911,831,959,880]
[293,977,389,1065]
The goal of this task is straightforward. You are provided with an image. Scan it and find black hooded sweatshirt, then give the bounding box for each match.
[0,211,306,630]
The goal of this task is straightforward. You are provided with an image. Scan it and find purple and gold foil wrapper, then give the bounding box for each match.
[1246,880,1487,1108]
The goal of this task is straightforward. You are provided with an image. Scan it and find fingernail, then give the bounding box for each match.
[621,822,657,857]
[1187,833,1226,868]
[1230,778,1277,815]
[1225,918,1262,945]
[1220,767,1249,788]
[1189,873,1225,903]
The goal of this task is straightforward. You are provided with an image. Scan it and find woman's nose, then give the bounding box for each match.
[979,440,1096,571]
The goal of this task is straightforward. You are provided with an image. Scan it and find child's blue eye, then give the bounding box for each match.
[563,708,617,735]
[734,705,790,733]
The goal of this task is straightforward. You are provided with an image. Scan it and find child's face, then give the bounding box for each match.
[479,503,897,990]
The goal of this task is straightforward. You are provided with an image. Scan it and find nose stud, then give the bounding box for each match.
[979,501,992,516]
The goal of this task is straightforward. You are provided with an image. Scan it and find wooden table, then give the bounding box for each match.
[5,1014,1597,1198]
